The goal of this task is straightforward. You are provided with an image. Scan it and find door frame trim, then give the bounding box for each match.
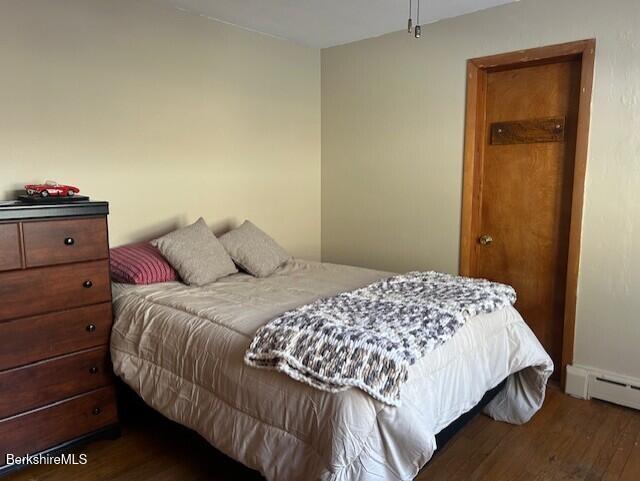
[459,39,596,387]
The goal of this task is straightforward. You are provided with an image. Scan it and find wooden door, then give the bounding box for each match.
[461,40,595,385]
[473,60,582,379]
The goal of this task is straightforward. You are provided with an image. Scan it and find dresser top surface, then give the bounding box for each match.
[0,200,109,221]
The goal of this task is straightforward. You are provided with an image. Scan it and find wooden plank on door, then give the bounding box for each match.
[490,116,565,145]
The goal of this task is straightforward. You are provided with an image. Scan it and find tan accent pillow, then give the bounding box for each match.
[152,217,237,286]
[219,220,291,277]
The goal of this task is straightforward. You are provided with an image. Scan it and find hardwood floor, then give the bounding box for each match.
[417,387,640,481]
[5,387,640,481]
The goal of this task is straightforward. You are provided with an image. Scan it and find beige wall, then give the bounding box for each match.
[322,0,640,379]
[1,0,321,259]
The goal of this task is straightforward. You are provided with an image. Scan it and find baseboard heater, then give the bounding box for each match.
[566,365,640,410]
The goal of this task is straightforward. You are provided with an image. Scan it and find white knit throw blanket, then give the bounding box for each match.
[245,271,516,406]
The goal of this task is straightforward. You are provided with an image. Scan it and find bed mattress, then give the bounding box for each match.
[110,259,553,481]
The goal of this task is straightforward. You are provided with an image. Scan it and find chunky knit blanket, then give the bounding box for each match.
[245,271,516,406]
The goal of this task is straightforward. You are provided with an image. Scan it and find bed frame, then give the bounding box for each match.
[433,377,507,453]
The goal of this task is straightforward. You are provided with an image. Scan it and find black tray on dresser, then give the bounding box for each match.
[0,199,109,221]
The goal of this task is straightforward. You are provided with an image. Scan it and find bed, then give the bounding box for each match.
[110,259,553,481]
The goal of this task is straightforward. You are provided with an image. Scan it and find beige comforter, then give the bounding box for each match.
[110,260,553,481]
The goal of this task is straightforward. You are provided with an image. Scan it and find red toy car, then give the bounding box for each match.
[25,181,80,197]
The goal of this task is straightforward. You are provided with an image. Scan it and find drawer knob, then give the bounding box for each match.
[92,407,102,416]
[86,324,96,333]
[83,280,93,288]
[64,237,75,246]
[89,366,99,374]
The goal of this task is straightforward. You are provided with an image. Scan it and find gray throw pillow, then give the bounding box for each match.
[219,220,291,278]
[151,217,237,286]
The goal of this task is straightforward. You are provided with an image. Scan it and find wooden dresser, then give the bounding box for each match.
[0,201,119,471]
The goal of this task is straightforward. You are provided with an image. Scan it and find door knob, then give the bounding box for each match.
[479,234,493,246]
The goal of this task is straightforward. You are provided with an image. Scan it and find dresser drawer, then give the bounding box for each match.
[23,217,108,267]
[0,303,112,370]
[0,386,117,462]
[0,223,21,272]
[0,347,113,418]
[0,260,111,322]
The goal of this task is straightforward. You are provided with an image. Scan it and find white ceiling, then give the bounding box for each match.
[166,0,517,48]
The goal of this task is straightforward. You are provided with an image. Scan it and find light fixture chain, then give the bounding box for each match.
[407,0,421,38]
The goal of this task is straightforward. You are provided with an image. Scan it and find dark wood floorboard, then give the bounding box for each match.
[5,388,640,481]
